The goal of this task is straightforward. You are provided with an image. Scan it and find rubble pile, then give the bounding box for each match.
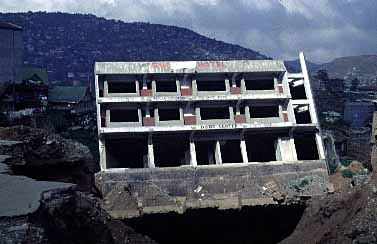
[280,174,377,244]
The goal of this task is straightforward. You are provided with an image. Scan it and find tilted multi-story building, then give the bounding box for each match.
[94,53,330,218]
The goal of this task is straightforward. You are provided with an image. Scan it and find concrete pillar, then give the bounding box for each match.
[229,106,235,122]
[215,141,222,165]
[99,137,107,170]
[276,137,298,161]
[225,78,230,93]
[148,135,155,168]
[240,139,248,163]
[240,78,246,93]
[135,79,140,94]
[192,78,197,96]
[315,133,326,160]
[190,141,197,166]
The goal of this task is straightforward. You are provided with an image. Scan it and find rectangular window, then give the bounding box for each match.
[200,107,230,120]
[110,109,139,122]
[155,80,177,92]
[154,134,190,167]
[245,134,277,162]
[250,106,279,118]
[245,79,274,90]
[294,134,319,160]
[197,80,226,91]
[221,140,243,163]
[158,108,180,121]
[195,140,216,165]
[108,82,136,93]
[106,137,147,168]
[294,105,312,124]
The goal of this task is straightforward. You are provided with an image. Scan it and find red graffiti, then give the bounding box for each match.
[197,61,225,69]
[150,62,170,70]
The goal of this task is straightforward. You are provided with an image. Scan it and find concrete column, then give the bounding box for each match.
[277,137,298,161]
[240,139,248,163]
[146,104,151,117]
[190,141,197,166]
[225,78,230,93]
[151,79,156,95]
[215,141,222,165]
[299,52,318,124]
[135,79,140,94]
[245,105,251,122]
[315,133,326,160]
[138,108,142,124]
[229,106,235,122]
[192,78,197,96]
[104,80,109,96]
[148,135,155,168]
[176,78,181,95]
[240,78,246,93]
[99,137,107,170]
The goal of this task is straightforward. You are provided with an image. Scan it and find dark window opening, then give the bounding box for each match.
[195,141,216,165]
[294,105,312,124]
[106,138,147,168]
[197,80,226,91]
[221,140,243,163]
[108,82,136,93]
[294,134,319,160]
[158,108,180,121]
[156,80,177,92]
[245,79,274,90]
[201,107,230,120]
[154,135,189,167]
[146,81,152,89]
[250,106,279,118]
[246,134,277,162]
[290,81,307,99]
[110,109,139,122]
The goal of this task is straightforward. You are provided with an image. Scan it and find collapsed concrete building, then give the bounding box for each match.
[94,53,330,218]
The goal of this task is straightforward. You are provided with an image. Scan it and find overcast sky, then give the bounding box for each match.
[1,0,376,63]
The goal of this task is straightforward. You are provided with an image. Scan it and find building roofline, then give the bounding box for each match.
[95,60,287,75]
[0,22,22,31]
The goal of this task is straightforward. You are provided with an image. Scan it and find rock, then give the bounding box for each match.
[0,126,93,167]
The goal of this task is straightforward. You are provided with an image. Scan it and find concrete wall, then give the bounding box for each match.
[0,28,23,84]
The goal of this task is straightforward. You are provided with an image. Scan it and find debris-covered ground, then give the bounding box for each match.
[281,172,376,244]
[1,125,376,244]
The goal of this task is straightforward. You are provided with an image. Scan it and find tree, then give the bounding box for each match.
[350,78,360,91]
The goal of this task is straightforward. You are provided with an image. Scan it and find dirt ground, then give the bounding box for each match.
[280,173,377,244]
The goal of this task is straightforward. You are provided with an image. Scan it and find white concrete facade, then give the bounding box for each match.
[95,54,325,170]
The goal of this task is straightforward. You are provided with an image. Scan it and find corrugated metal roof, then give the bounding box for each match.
[48,86,89,103]
[0,22,22,31]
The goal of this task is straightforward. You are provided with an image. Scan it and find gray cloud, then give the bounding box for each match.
[0,0,376,63]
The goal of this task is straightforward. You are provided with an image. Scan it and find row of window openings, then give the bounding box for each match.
[105,78,277,94]
[106,105,312,125]
[105,134,319,169]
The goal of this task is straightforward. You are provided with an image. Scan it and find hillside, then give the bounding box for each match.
[314,55,377,87]
[0,12,268,84]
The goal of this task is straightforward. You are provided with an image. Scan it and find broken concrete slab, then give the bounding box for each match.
[96,160,331,219]
[0,173,74,217]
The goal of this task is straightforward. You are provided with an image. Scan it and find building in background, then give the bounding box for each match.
[48,86,94,114]
[94,53,330,218]
[343,101,374,128]
[0,22,23,84]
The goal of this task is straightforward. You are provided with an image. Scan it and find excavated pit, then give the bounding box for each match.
[124,204,306,244]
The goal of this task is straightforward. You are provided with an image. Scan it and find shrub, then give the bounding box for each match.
[341,159,352,167]
[342,169,353,178]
